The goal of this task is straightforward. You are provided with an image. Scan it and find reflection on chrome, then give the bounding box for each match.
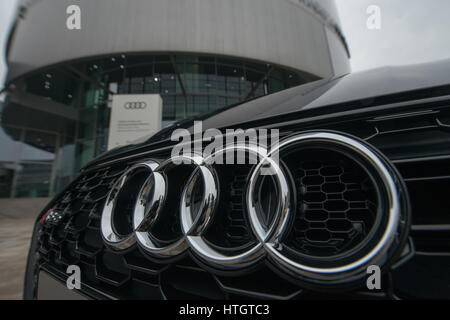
[100,132,409,286]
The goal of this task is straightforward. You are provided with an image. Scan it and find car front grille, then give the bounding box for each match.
[34,98,450,299]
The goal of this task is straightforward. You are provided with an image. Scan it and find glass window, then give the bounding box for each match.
[217,96,227,109]
[175,96,187,120]
[82,82,107,109]
[154,63,174,74]
[75,139,95,173]
[102,55,123,71]
[0,128,57,198]
[154,55,170,62]
[0,126,23,163]
[160,74,177,94]
[11,53,307,197]
[12,162,53,198]
[25,69,81,106]
[144,77,160,94]
[216,75,226,95]
[240,79,252,98]
[217,57,243,66]
[0,162,15,197]
[126,55,153,66]
[246,69,264,83]
[162,96,176,120]
[53,135,76,194]
[198,56,215,63]
[22,130,56,162]
[0,126,23,198]
[127,65,152,78]
[130,77,145,94]
[118,78,130,94]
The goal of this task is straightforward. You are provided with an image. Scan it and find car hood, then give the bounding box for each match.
[92,58,450,163]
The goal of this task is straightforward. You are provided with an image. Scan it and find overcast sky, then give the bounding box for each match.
[1,0,450,91]
[335,0,450,71]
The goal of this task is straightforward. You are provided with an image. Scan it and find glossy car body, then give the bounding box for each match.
[24,59,450,299]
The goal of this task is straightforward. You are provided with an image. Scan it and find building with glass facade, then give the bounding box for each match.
[0,0,350,198]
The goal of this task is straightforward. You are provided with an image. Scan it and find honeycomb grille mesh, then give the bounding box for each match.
[204,166,252,249]
[38,164,129,281]
[36,163,301,299]
[287,157,378,257]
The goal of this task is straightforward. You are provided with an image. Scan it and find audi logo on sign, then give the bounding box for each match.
[124,101,147,110]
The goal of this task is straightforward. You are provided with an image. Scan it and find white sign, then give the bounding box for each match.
[107,94,162,150]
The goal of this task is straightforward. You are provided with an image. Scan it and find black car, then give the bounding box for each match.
[24,59,450,300]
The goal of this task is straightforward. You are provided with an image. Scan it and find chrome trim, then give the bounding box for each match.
[99,132,407,285]
[368,109,438,122]
[101,155,221,259]
[141,155,217,258]
[101,161,159,250]
[263,132,402,280]
[180,144,291,270]
[247,151,292,246]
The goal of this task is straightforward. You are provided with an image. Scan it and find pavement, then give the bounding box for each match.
[0,198,50,300]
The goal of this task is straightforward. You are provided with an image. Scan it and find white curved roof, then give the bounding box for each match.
[7,0,349,82]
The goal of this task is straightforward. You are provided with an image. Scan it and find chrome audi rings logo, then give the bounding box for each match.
[124,101,147,110]
[101,145,291,271]
[100,133,408,284]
